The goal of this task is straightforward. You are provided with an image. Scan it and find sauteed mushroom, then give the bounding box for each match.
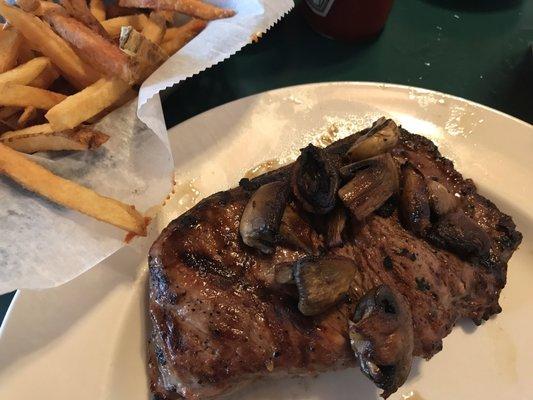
[274,262,295,285]
[349,285,414,398]
[427,179,459,217]
[239,181,289,254]
[399,165,431,236]
[294,255,356,316]
[433,210,491,258]
[346,118,399,161]
[325,206,348,248]
[291,144,339,214]
[338,154,399,221]
[279,205,321,255]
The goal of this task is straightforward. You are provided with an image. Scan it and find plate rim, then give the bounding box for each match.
[168,81,532,135]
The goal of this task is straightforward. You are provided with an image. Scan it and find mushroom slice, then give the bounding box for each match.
[294,256,356,316]
[399,165,431,236]
[338,154,399,221]
[279,205,321,255]
[274,262,294,285]
[239,181,289,254]
[346,118,399,161]
[427,179,459,217]
[349,285,414,398]
[433,210,491,259]
[325,205,348,248]
[291,144,339,214]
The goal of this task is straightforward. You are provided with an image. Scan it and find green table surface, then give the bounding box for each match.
[1,0,532,325]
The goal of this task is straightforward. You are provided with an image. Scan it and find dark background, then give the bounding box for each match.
[1,0,532,324]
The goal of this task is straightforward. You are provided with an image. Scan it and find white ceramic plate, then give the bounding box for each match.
[1,82,532,400]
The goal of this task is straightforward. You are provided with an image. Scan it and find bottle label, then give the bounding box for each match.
[305,0,336,17]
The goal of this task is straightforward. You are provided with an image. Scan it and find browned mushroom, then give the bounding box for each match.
[338,154,399,221]
[349,285,414,398]
[399,165,431,236]
[427,179,459,217]
[291,144,339,214]
[432,210,491,259]
[278,204,322,255]
[274,262,295,285]
[294,255,356,316]
[346,118,400,161]
[239,181,289,254]
[325,205,348,248]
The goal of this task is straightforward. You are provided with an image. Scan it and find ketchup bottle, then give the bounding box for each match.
[301,0,395,42]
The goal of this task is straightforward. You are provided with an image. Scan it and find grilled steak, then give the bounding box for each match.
[148,121,522,399]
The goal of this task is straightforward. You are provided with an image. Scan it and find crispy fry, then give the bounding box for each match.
[0,142,147,235]
[0,2,100,89]
[119,27,168,80]
[0,28,23,73]
[1,123,109,152]
[17,106,39,127]
[87,86,137,123]
[15,0,40,13]
[101,14,148,37]
[0,106,20,121]
[29,63,60,88]
[59,0,110,39]
[0,118,19,133]
[1,123,52,137]
[17,39,36,63]
[158,10,176,22]
[44,12,138,84]
[89,0,105,22]
[16,0,66,17]
[105,4,139,18]
[161,18,206,55]
[118,0,235,20]
[0,83,66,110]
[45,77,131,130]
[142,12,166,44]
[0,56,51,86]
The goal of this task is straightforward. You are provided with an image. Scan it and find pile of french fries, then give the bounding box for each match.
[0,0,234,235]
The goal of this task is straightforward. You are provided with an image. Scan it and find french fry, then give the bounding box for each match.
[28,63,60,88]
[0,28,23,73]
[16,0,67,17]
[119,27,168,80]
[118,0,235,20]
[161,18,206,55]
[15,0,41,14]
[158,10,176,23]
[0,2,100,89]
[1,123,53,138]
[0,56,51,86]
[89,0,105,22]
[0,142,147,235]
[17,106,39,127]
[105,4,139,19]
[0,106,20,121]
[60,0,110,39]
[0,83,66,110]
[0,107,20,131]
[142,12,166,45]
[44,12,138,84]
[87,86,137,123]
[45,77,131,130]
[101,14,148,37]
[17,40,36,64]
[1,124,109,152]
